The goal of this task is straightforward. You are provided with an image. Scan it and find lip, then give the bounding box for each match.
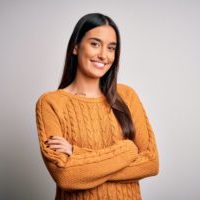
[91,60,107,65]
[91,60,107,69]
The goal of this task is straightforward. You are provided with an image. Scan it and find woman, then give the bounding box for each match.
[35,13,159,200]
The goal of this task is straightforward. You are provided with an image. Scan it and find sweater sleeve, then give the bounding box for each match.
[35,94,138,191]
[108,87,159,183]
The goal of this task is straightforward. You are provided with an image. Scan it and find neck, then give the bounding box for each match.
[69,75,103,97]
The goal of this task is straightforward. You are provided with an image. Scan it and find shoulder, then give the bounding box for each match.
[117,83,138,98]
[35,89,63,108]
[116,83,142,108]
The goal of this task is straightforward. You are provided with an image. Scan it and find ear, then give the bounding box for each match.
[73,45,78,55]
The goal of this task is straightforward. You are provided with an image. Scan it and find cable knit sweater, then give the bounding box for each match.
[35,83,159,200]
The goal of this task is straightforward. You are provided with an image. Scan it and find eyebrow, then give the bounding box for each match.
[88,37,117,46]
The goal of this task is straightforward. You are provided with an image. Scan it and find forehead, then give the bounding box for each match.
[83,25,117,43]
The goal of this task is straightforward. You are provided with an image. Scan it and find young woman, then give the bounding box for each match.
[35,13,159,200]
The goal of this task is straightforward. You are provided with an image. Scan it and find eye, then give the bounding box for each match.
[90,42,100,47]
[108,46,116,51]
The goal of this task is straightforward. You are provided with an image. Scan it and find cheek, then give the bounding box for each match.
[77,50,91,65]
[81,45,96,58]
[109,53,115,64]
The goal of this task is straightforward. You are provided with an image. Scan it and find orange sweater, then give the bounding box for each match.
[35,83,159,200]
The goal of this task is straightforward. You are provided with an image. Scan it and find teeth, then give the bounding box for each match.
[92,61,105,68]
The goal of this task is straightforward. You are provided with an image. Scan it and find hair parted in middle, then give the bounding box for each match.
[58,13,136,140]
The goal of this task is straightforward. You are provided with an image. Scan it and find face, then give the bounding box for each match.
[73,25,117,79]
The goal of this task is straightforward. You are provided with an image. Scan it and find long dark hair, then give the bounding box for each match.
[58,13,136,140]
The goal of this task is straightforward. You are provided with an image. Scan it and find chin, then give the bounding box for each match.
[89,72,105,79]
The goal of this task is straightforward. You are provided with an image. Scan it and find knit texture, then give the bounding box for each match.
[35,83,159,200]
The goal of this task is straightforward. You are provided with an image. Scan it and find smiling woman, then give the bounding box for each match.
[35,13,159,200]
[72,25,117,78]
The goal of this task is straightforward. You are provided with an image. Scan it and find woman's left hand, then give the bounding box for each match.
[45,135,73,156]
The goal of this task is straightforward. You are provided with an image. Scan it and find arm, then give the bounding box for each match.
[108,87,159,183]
[35,94,138,190]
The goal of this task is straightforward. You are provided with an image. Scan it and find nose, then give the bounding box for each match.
[98,46,107,60]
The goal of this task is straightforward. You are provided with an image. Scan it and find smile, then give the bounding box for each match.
[91,60,106,69]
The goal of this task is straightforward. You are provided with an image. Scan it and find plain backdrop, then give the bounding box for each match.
[1,0,200,199]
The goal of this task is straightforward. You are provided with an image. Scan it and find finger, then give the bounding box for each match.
[56,149,66,153]
[47,139,64,145]
[48,136,71,145]
[49,135,64,140]
[56,148,71,156]
[48,144,64,150]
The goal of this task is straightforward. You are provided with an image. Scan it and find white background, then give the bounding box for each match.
[1,0,200,199]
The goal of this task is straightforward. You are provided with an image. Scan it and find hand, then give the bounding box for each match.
[45,135,73,156]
